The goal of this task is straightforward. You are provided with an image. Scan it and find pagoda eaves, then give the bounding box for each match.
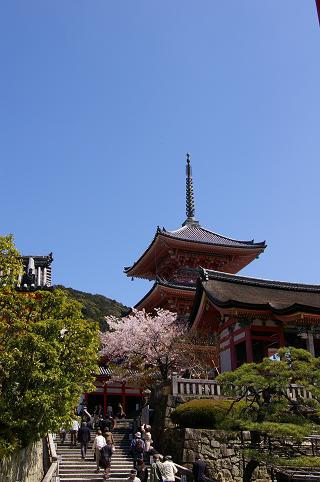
[134,278,196,319]
[124,224,266,281]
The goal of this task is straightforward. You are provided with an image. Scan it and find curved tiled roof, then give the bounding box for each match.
[134,279,196,309]
[124,224,266,276]
[160,225,266,249]
[199,269,320,313]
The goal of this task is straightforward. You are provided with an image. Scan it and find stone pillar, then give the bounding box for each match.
[172,372,178,395]
[37,267,42,287]
[43,267,47,286]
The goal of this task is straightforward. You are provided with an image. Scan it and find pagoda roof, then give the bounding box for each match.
[160,225,266,248]
[134,278,196,311]
[191,269,320,318]
[22,253,53,268]
[124,225,266,278]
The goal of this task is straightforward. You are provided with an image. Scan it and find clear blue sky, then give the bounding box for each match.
[1,1,319,307]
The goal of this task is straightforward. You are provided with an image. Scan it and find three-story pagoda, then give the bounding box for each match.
[124,155,266,319]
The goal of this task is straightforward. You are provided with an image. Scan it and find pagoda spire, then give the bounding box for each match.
[182,153,200,227]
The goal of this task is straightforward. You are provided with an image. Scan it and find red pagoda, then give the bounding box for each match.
[125,154,320,373]
[125,154,266,320]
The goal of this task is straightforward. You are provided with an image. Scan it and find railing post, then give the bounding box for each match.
[172,372,178,395]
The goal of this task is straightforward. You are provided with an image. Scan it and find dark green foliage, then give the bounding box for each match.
[171,399,250,429]
[0,288,100,457]
[273,456,320,467]
[55,285,129,331]
[217,347,320,439]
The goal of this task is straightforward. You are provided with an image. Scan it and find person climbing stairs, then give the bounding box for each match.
[56,419,134,481]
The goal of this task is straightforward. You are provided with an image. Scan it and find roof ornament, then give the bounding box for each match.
[183,152,200,227]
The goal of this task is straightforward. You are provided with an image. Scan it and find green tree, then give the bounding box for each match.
[0,235,100,457]
[0,234,23,288]
[217,347,320,481]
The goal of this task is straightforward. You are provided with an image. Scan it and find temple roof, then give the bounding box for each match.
[134,278,196,310]
[160,225,266,248]
[125,155,266,278]
[124,225,266,278]
[22,253,53,268]
[196,269,320,314]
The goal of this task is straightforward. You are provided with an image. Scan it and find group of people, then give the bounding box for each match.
[60,408,213,482]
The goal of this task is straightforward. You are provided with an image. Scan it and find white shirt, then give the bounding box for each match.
[71,420,80,431]
[93,435,106,451]
[162,461,177,481]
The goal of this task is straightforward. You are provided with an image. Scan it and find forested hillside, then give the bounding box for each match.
[55,285,129,331]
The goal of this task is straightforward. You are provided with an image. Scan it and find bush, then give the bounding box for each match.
[170,399,249,429]
[274,456,320,468]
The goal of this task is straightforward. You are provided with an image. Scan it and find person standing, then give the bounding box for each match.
[141,424,153,458]
[92,429,106,473]
[77,422,91,460]
[70,418,80,447]
[150,454,164,482]
[130,432,145,468]
[59,427,67,445]
[126,469,141,482]
[104,428,115,445]
[107,404,113,417]
[116,402,126,419]
[162,455,177,482]
[192,456,208,482]
[100,441,113,480]
[137,458,148,482]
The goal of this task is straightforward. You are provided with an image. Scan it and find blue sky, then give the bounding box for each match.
[1,1,319,307]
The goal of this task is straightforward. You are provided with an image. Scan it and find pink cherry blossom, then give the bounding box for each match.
[101,308,187,380]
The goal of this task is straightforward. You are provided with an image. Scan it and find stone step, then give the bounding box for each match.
[60,464,132,468]
[60,472,127,482]
[60,468,132,473]
[57,423,134,482]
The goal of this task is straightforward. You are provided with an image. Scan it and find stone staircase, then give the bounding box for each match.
[56,420,134,482]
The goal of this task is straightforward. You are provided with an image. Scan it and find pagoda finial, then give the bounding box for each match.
[183,153,200,227]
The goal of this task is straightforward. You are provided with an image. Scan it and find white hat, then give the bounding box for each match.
[135,432,141,438]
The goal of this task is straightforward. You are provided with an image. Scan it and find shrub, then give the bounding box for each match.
[274,456,320,468]
[170,399,249,429]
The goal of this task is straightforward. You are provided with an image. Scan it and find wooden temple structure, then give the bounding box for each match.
[126,154,320,372]
[125,154,266,321]
[190,269,320,371]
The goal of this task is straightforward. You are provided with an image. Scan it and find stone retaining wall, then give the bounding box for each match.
[150,390,271,482]
[172,428,271,482]
[0,439,44,482]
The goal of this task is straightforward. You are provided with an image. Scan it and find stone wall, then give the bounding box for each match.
[150,389,272,482]
[175,428,271,482]
[0,439,44,482]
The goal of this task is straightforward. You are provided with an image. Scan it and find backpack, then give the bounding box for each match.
[135,438,144,453]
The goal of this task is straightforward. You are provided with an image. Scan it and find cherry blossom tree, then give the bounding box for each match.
[101,309,187,382]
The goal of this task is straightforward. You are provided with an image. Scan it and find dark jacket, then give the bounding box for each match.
[192,460,207,482]
[77,426,91,443]
[100,443,113,463]
[137,466,149,482]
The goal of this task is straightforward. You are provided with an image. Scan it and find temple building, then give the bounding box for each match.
[126,154,320,372]
[190,269,320,371]
[18,253,53,289]
[125,154,266,320]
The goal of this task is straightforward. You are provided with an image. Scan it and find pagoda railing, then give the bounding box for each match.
[171,374,312,400]
[171,373,221,397]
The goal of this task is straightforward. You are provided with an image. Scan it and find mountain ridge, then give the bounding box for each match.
[55,285,129,331]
